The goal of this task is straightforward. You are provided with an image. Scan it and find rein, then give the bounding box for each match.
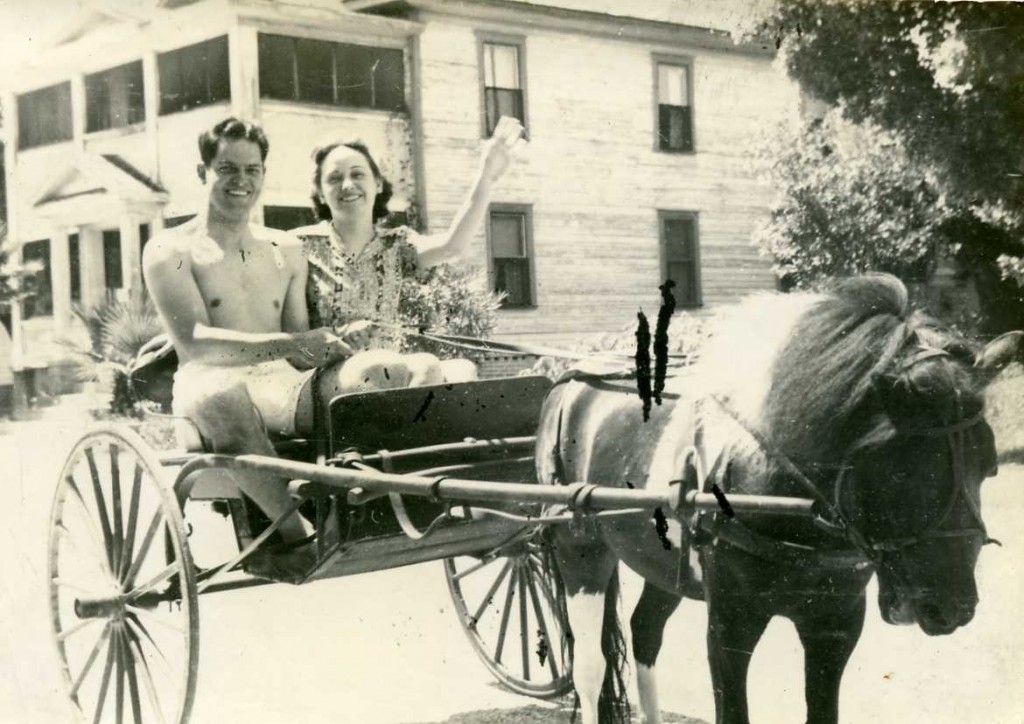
[704,345,993,570]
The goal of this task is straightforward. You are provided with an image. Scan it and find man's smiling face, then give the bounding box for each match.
[203,138,265,222]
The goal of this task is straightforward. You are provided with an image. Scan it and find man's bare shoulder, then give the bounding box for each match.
[250,224,304,251]
[143,221,201,269]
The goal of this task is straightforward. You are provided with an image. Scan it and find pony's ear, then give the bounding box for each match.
[974,331,1024,382]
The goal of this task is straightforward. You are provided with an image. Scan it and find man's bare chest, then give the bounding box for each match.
[192,244,290,328]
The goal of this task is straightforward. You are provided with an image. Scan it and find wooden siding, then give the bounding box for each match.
[414,15,796,343]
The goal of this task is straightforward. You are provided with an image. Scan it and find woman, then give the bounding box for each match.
[293,116,525,390]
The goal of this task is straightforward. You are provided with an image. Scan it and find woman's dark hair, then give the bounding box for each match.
[198,117,269,167]
[311,141,393,222]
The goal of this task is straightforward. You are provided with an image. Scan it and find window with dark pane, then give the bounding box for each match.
[85,61,145,133]
[103,230,123,290]
[263,206,317,231]
[257,33,405,111]
[296,38,336,104]
[661,214,700,307]
[158,36,230,115]
[69,234,81,303]
[657,62,693,152]
[17,83,72,150]
[489,210,533,308]
[258,33,297,101]
[21,240,53,317]
[482,42,524,136]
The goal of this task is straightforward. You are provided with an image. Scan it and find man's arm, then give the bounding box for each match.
[143,232,341,367]
[414,116,525,269]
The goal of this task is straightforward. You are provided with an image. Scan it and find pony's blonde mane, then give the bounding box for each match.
[687,289,824,427]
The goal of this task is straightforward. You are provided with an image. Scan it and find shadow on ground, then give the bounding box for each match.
[419,703,708,723]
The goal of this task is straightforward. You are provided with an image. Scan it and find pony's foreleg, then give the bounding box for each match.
[793,593,866,724]
[630,581,683,724]
[706,593,771,724]
[554,537,625,724]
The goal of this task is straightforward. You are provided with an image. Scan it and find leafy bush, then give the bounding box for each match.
[525,312,710,381]
[397,264,505,359]
[60,291,165,417]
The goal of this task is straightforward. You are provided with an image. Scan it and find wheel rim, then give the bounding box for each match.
[445,530,572,697]
[48,424,199,724]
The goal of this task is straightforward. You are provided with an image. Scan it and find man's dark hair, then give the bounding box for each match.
[198,117,269,167]
[311,141,393,223]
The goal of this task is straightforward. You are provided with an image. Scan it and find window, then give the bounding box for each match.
[479,37,526,137]
[658,211,701,308]
[655,58,693,152]
[103,230,123,290]
[158,36,230,115]
[263,206,316,231]
[487,205,535,308]
[257,34,405,112]
[21,240,52,318]
[85,61,145,133]
[17,83,72,150]
[69,234,81,303]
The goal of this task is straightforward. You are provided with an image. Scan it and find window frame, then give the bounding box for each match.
[652,53,695,154]
[657,210,702,309]
[157,35,231,116]
[17,82,73,150]
[476,31,528,139]
[84,60,146,134]
[486,203,537,310]
[256,33,407,113]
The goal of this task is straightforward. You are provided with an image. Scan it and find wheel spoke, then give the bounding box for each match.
[451,555,498,583]
[125,606,185,636]
[125,625,169,724]
[123,510,165,589]
[518,568,530,681]
[118,626,143,724]
[114,626,125,724]
[91,635,117,724]
[53,577,110,597]
[494,567,518,664]
[110,445,125,576]
[524,567,561,680]
[84,448,116,572]
[127,562,180,601]
[64,477,116,581]
[471,560,513,625]
[70,621,112,697]
[119,464,144,583]
[56,617,103,643]
[125,615,174,680]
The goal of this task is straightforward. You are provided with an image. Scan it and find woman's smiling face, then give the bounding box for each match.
[317,145,383,224]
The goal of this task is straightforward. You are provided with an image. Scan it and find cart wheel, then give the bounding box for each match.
[444,529,572,697]
[47,424,199,724]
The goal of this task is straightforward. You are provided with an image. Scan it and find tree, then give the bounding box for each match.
[752,0,1024,332]
[755,110,951,289]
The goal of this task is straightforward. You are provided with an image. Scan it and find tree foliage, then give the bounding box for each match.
[755,111,951,288]
[753,0,1024,330]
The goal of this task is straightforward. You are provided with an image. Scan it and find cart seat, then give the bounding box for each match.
[327,375,553,457]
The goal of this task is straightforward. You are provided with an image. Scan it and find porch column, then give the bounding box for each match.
[79,227,106,309]
[229,24,260,121]
[51,228,73,335]
[119,213,143,295]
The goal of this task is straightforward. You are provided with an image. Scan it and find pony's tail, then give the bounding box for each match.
[598,568,631,724]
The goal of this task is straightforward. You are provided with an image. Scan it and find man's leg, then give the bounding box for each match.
[177,379,313,542]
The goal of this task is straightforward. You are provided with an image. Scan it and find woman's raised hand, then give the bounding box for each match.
[480,116,526,183]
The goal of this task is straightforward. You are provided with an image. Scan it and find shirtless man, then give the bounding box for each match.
[143,118,390,569]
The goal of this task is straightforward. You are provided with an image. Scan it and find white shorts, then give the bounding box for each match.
[172,360,317,436]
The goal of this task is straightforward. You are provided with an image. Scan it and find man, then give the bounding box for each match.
[144,118,379,574]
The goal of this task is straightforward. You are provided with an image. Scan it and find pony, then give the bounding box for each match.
[535,274,1014,724]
